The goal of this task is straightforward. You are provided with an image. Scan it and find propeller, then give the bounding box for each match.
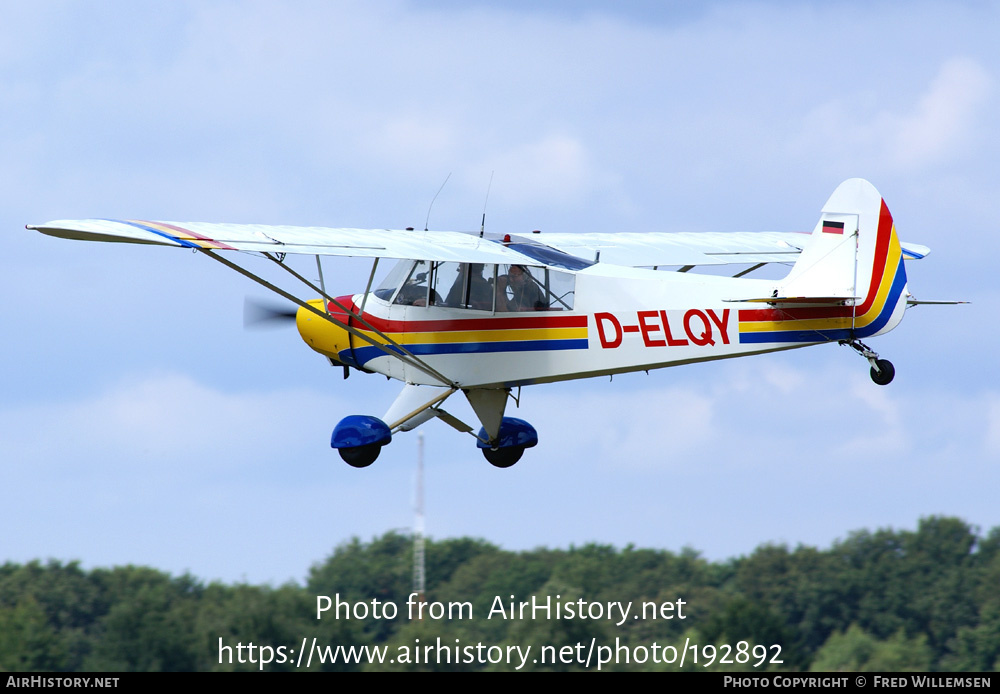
[243,297,297,329]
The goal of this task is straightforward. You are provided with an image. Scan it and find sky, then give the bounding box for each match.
[2,0,998,586]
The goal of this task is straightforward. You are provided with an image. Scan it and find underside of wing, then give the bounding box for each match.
[535,231,929,268]
[535,231,805,267]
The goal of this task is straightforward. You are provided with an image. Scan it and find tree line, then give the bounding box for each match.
[1,516,997,671]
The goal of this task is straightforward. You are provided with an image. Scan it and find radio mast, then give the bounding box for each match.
[412,432,426,607]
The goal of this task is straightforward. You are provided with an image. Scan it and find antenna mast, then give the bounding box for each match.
[479,170,494,238]
[413,432,426,608]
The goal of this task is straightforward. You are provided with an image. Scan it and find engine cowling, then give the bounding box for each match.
[296,296,354,363]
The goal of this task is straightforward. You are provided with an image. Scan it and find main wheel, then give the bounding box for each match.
[338,443,382,468]
[870,359,895,386]
[482,446,524,468]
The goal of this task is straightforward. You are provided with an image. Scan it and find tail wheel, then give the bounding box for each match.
[338,443,382,468]
[482,446,524,468]
[870,359,895,386]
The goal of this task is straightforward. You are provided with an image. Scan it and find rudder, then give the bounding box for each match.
[737,179,908,345]
[780,178,908,339]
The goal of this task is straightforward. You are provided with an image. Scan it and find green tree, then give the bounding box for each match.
[0,597,66,671]
[810,624,932,672]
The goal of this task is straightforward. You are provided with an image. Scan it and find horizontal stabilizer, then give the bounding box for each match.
[906,299,969,306]
[901,242,930,260]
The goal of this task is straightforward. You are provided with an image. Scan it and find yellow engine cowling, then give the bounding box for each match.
[296,298,352,362]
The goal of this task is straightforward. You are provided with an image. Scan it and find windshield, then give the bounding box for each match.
[373,260,414,302]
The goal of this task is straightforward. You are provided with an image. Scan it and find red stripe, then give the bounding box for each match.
[738,305,853,322]
[331,297,587,333]
[853,200,893,317]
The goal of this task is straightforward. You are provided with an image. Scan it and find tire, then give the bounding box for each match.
[482,446,524,468]
[338,443,382,468]
[870,359,895,386]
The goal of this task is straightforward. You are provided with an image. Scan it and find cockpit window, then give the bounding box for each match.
[374,260,414,302]
[496,265,575,311]
[373,260,576,312]
[431,262,495,311]
[392,260,432,306]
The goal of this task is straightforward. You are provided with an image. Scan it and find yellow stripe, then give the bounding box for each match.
[142,221,229,249]
[193,239,230,249]
[854,231,902,328]
[349,326,588,347]
[406,327,588,344]
[739,317,854,333]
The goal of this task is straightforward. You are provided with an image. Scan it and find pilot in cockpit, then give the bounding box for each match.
[444,263,493,310]
[497,264,544,311]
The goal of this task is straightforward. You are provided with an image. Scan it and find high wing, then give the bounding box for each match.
[28,219,928,272]
[27,219,583,268]
[535,231,930,267]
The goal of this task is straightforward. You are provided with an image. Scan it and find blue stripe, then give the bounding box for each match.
[335,350,367,370]
[855,260,907,338]
[351,338,589,365]
[738,260,907,345]
[739,329,848,344]
[108,219,200,249]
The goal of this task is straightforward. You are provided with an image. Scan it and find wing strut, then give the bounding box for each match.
[257,252,458,386]
[314,255,329,313]
[198,249,460,388]
[385,387,459,430]
[359,257,379,316]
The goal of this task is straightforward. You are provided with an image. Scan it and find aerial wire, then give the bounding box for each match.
[425,172,451,231]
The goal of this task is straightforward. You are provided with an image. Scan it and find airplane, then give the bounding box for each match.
[28,178,955,468]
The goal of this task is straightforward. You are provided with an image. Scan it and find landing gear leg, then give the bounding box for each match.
[841,339,895,386]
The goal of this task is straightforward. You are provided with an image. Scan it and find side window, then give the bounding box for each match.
[496,265,575,311]
[431,262,495,311]
[545,268,576,310]
[374,261,577,311]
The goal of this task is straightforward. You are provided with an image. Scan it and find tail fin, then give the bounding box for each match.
[737,179,908,344]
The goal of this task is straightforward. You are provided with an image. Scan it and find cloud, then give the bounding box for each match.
[0,372,349,479]
[372,116,461,169]
[887,57,993,169]
[0,369,425,583]
[473,134,607,207]
[795,56,993,175]
[837,377,907,457]
[526,358,999,475]
[530,383,716,471]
